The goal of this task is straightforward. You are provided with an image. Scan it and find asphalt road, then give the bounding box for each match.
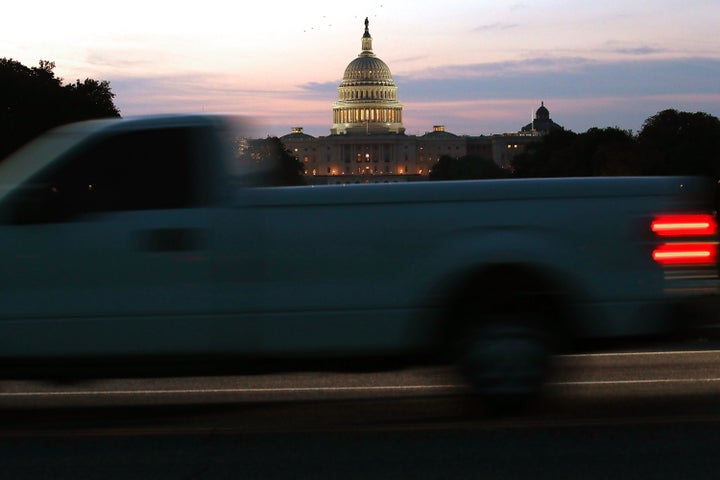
[2,343,720,478]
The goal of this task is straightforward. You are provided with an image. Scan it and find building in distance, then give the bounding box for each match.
[281,19,563,184]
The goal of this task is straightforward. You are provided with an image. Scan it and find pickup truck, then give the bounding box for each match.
[0,114,717,405]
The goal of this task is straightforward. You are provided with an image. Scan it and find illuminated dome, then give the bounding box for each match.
[341,57,394,85]
[331,18,404,135]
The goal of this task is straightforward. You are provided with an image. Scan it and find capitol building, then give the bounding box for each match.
[281,19,562,184]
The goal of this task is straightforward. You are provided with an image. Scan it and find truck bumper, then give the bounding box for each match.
[577,285,720,342]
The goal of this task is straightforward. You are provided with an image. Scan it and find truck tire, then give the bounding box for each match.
[456,314,551,410]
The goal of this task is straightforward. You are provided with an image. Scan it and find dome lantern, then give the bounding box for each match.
[361,17,373,54]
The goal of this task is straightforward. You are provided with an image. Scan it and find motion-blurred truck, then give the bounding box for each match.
[0,115,717,405]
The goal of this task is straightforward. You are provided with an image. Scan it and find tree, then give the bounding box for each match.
[637,109,720,178]
[512,127,640,177]
[0,58,120,159]
[511,129,576,177]
[236,136,306,186]
[65,78,121,121]
[429,155,511,180]
[562,127,638,176]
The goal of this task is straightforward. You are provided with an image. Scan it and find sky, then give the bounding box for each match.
[3,0,720,137]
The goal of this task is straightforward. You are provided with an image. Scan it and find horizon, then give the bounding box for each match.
[3,1,719,137]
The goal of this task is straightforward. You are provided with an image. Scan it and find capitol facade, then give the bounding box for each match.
[281,19,562,184]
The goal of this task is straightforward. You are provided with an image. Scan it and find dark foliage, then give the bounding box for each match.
[512,129,578,178]
[512,127,639,178]
[0,58,121,159]
[512,110,720,180]
[429,154,512,180]
[239,136,306,186]
[637,109,720,178]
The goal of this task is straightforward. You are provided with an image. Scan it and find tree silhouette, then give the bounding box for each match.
[511,129,577,177]
[0,58,120,159]
[511,112,720,180]
[429,155,511,180]
[637,109,720,178]
[237,136,306,186]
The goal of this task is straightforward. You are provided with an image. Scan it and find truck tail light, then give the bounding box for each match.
[651,213,718,267]
[651,214,717,237]
[652,242,718,266]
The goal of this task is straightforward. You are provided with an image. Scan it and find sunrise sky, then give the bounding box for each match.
[4,0,720,137]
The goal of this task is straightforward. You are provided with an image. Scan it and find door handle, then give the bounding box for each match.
[133,228,205,252]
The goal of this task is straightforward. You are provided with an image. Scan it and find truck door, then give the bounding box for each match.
[0,126,214,357]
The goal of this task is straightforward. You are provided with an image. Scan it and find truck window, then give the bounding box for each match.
[5,127,197,224]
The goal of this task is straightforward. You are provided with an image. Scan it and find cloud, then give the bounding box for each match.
[473,22,519,32]
[403,57,720,101]
[295,56,720,103]
[388,55,427,67]
[111,75,290,114]
[413,57,593,79]
[609,46,668,56]
[298,81,337,99]
[85,50,161,70]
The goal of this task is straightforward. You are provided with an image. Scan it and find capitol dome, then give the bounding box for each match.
[341,56,394,85]
[331,18,404,135]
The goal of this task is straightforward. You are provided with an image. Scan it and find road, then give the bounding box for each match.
[2,343,720,478]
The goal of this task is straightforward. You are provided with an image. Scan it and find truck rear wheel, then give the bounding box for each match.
[456,314,551,409]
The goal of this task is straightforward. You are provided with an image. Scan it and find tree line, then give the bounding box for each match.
[0,58,306,185]
[4,58,718,183]
[0,58,120,159]
[430,109,720,181]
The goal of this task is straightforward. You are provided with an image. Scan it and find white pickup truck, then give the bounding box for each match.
[0,114,717,404]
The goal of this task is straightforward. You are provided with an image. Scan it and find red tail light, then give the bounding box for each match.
[652,242,718,266]
[651,213,718,267]
[651,214,717,237]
